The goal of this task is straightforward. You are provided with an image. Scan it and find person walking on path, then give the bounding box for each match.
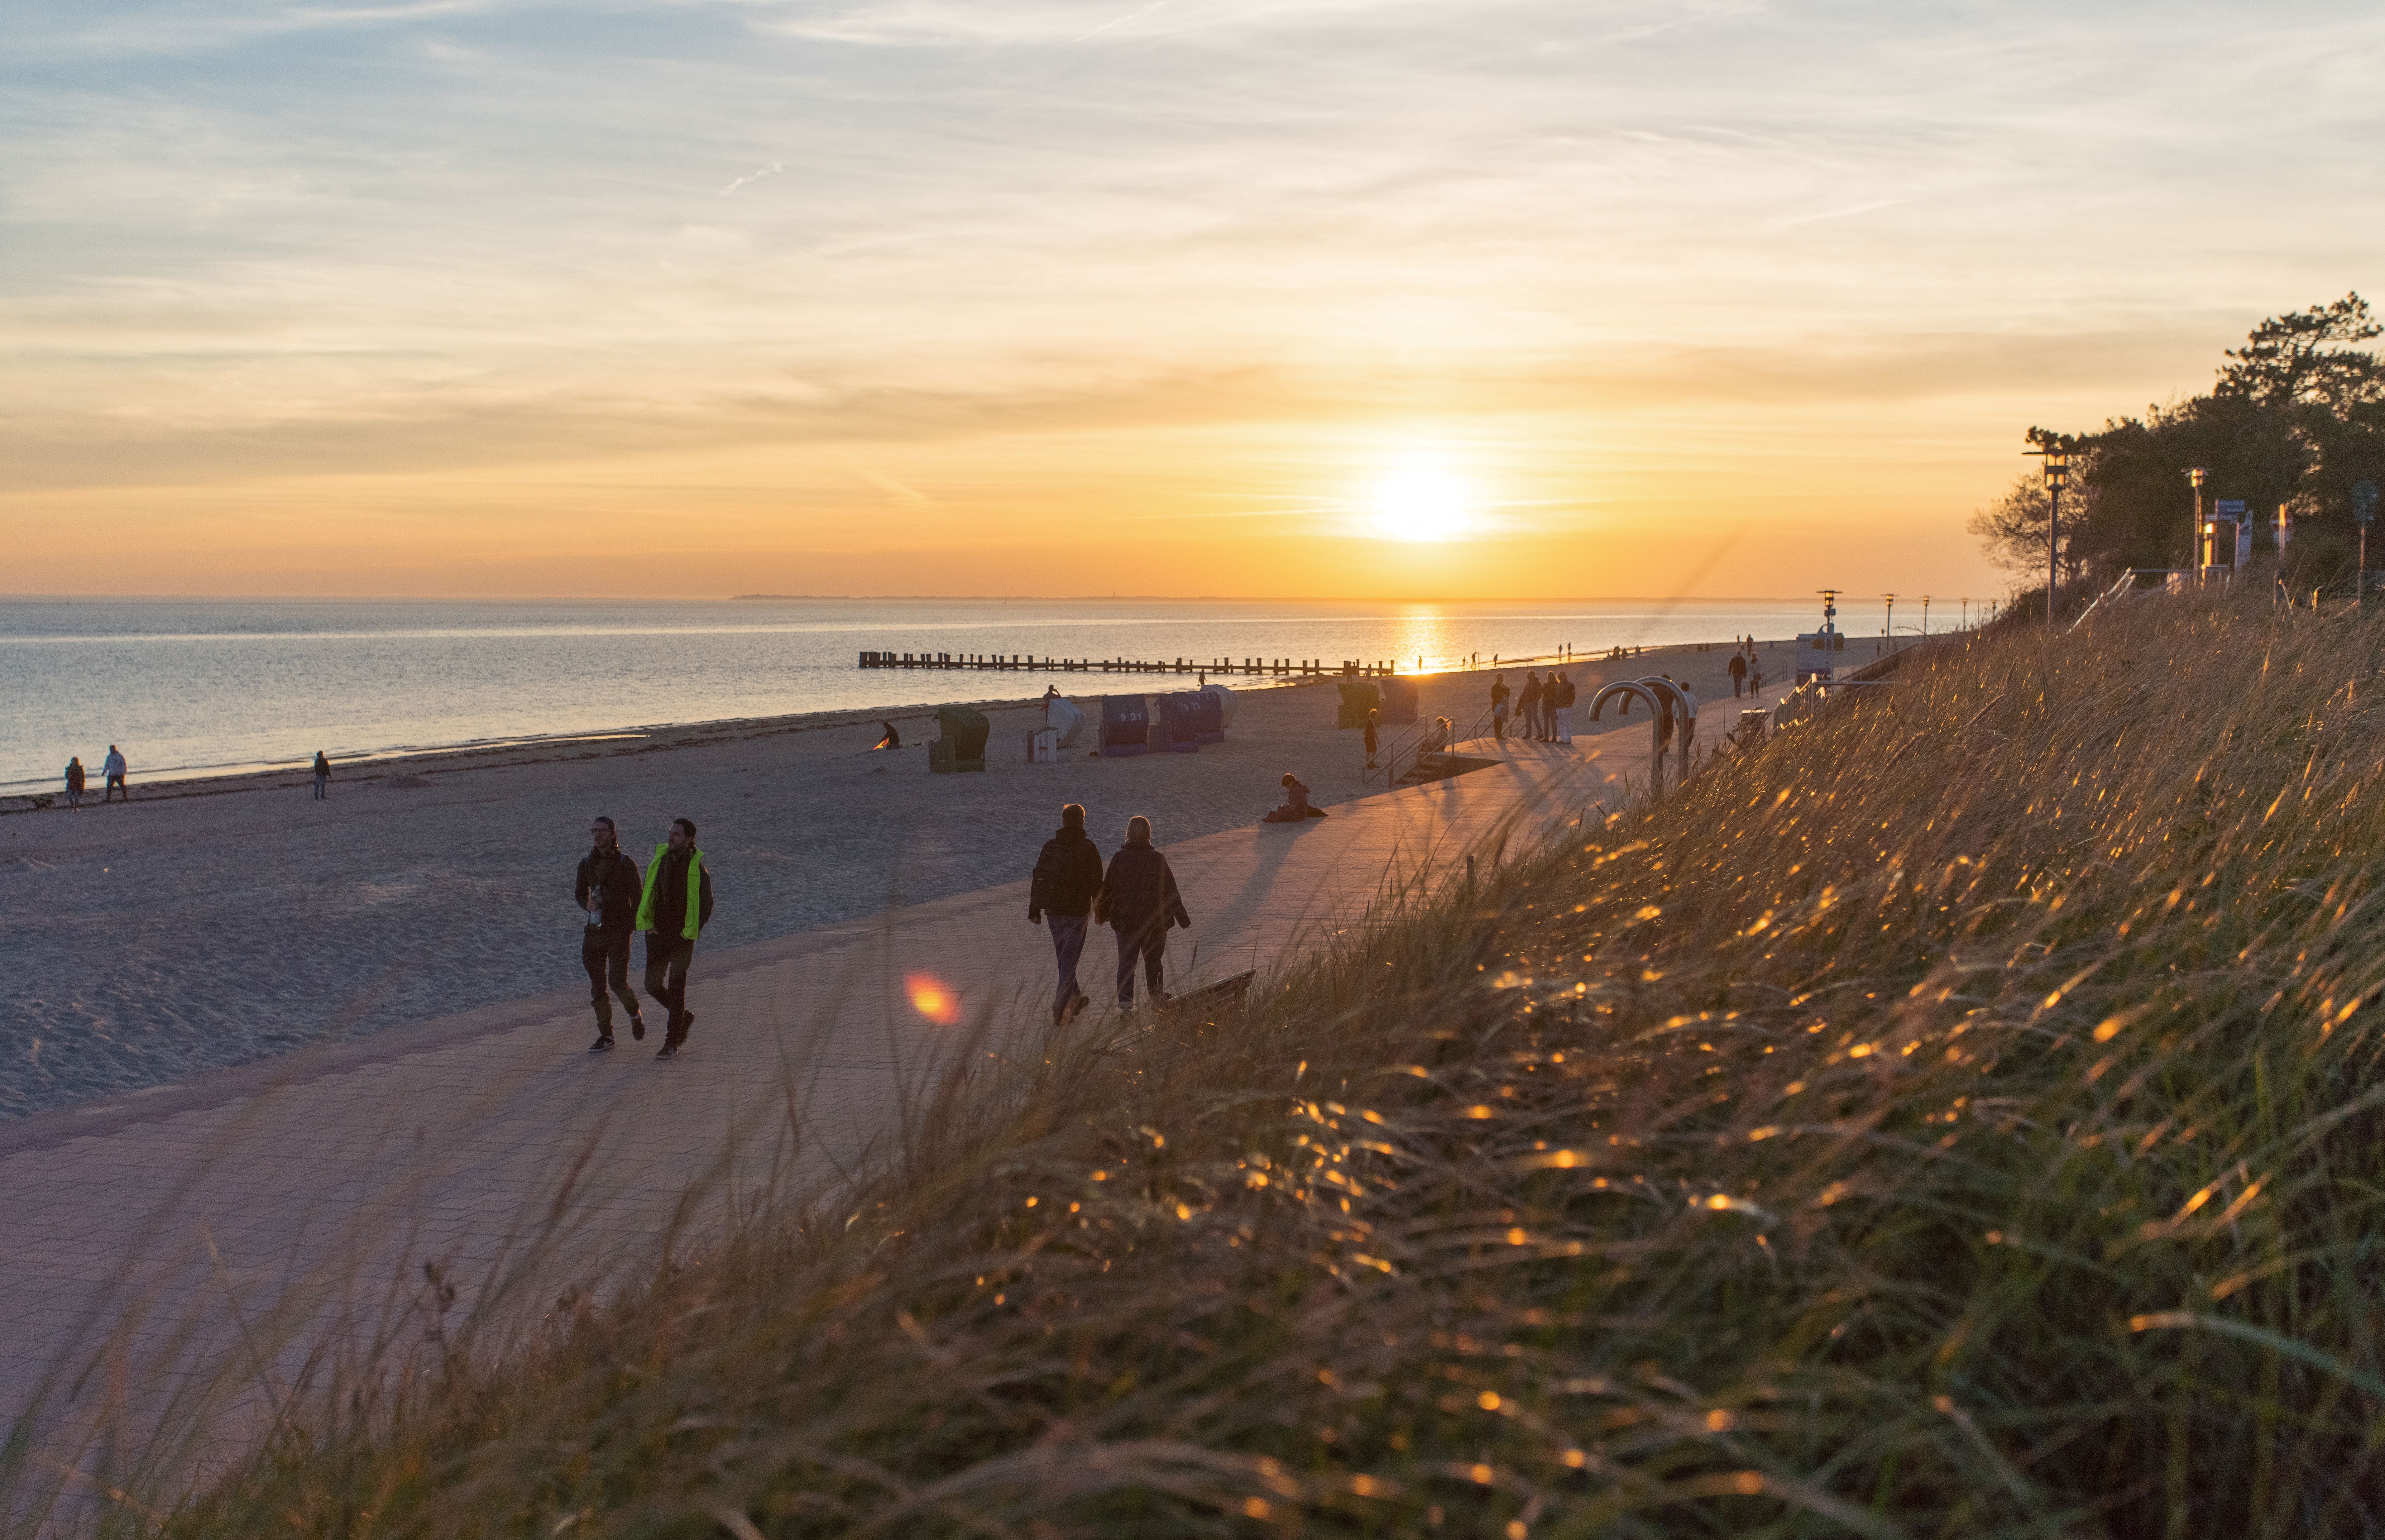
[1489,673,1510,741]
[1363,708,1380,770]
[636,817,714,1059]
[1027,802,1104,1026]
[101,746,128,803]
[312,751,332,799]
[63,757,85,811]
[1553,671,1575,743]
[1095,815,1191,1011]
[1728,651,1747,698]
[1519,672,1543,742]
[576,815,648,1052]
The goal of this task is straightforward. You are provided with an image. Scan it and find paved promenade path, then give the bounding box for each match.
[1,729,1655,1497]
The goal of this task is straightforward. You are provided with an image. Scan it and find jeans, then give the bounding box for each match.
[645,934,696,1044]
[1115,924,1166,1006]
[314,774,329,800]
[1047,913,1089,1019]
[104,775,127,803]
[1555,706,1572,743]
[582,925,641,1031]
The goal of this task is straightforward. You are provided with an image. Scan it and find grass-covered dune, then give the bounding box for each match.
[167,594,2385,1538]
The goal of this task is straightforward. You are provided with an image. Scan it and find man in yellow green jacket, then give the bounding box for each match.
[637,817,715,1059]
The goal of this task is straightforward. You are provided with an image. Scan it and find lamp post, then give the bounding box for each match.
[1920,595,1931,636]
[1882,593,1895,654]
[1961,597,1969,630]
[2356,481,2379,604]
[2039,448,2068,629]
[2188,467,2209,579]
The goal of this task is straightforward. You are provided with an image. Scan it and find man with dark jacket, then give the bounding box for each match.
[636,817,715,1059]
[575,816,646,1052]
[1027,802,1104,1025]
[1095,815,1192,1010]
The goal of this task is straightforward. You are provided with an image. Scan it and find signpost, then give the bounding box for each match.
[2356,481,2379,605]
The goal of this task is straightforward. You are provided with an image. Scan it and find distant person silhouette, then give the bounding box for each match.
[101,745,127,802]
[1553,671,1576,742]
[1266,771,1326,822]
[312,750,332,799]
[637,817,714,1059]
[1520,671,1543,741]
[575,815,647,1052]
[63,757,84,811]
[1489,673,1510,740]
[1728,651,1747,698]
[1363,708,1380,769]
[1095,815,1190,1010]
[873,721,901,750]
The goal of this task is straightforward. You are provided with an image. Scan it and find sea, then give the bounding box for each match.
[0,596,1923,793]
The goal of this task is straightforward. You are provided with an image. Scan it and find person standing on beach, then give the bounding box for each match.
[1096,815,1191,1011]
[636,817,714,1059]
[1363,708,1380,769]
[1728,651,1747,699]
[63,757,84,811]
[1489,673,1510,740]
[1553,671,1575,743]
[101,745,127,803]
[1027,802,1104,1026]
[576,816,648,1052]
[1520,672,1543,742]
[312,751,332,799]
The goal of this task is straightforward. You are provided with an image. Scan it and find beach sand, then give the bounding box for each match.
[0,639,1791,1117]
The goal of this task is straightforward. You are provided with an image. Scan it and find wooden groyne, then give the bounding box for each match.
[857,652,1399,678]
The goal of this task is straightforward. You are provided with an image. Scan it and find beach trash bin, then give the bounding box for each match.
[1335,680,1382,729]
[1199,682,1237,729]
[933,705,990,773]
[1100,695,1152,757]
[1377,675,1419,725]
[1155,692,1205,753]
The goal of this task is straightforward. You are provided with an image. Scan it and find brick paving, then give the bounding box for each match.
[0,724,1682,1498]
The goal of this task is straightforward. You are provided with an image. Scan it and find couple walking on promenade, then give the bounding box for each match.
[574,815,715,1059]
[1027,803,1192,1024]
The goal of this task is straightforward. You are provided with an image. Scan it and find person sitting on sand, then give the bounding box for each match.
[1264,772,1328,822]
[873,721,901,750]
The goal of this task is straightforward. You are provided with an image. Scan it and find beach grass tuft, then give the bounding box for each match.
[137,591,2385,1535]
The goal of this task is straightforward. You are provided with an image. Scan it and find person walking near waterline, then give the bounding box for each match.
[1027,802,1104,1026]
[101,745,127,802]
[638,818,714,1059]
[63,757,84,811]
[1096,815,1191,1011]
[312,751,332,799]
[576,815,647,1052]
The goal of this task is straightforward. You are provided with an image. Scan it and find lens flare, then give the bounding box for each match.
[905,972,960,1024]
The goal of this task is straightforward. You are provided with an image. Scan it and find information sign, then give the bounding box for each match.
[2215,499,2248,518]
[2355,480,2378,524]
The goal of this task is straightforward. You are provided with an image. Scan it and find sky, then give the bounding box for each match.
[5,0,2383,599]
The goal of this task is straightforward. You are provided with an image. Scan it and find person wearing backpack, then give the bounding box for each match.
[636,817,714,1059]
[1027,802,1104,1025]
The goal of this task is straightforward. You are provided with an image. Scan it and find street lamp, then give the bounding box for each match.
[1920,595,1931,636]
[1882,593,1896,653]
[2038,447,2069,629]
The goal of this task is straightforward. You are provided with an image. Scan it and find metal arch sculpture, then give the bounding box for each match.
[1632,676,1699,784]
[1588,680,1674,796]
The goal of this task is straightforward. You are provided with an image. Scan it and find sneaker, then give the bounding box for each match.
[629,1016,647,1041]
[588,1035,615,1053]
[654,1043,678,1060]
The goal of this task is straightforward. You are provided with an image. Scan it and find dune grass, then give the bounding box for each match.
[141,591,2385,1537]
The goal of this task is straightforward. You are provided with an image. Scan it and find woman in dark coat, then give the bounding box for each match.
[1095,815,1192,1009]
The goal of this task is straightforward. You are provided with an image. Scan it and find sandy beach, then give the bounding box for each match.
[1,640,1788,1118]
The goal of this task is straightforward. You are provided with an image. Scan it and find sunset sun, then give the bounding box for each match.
[1373,464,1473,542]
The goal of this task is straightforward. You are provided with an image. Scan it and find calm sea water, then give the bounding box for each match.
[0,596,1923,792]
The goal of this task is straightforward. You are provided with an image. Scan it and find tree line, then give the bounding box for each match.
[1972,294,2385,590]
